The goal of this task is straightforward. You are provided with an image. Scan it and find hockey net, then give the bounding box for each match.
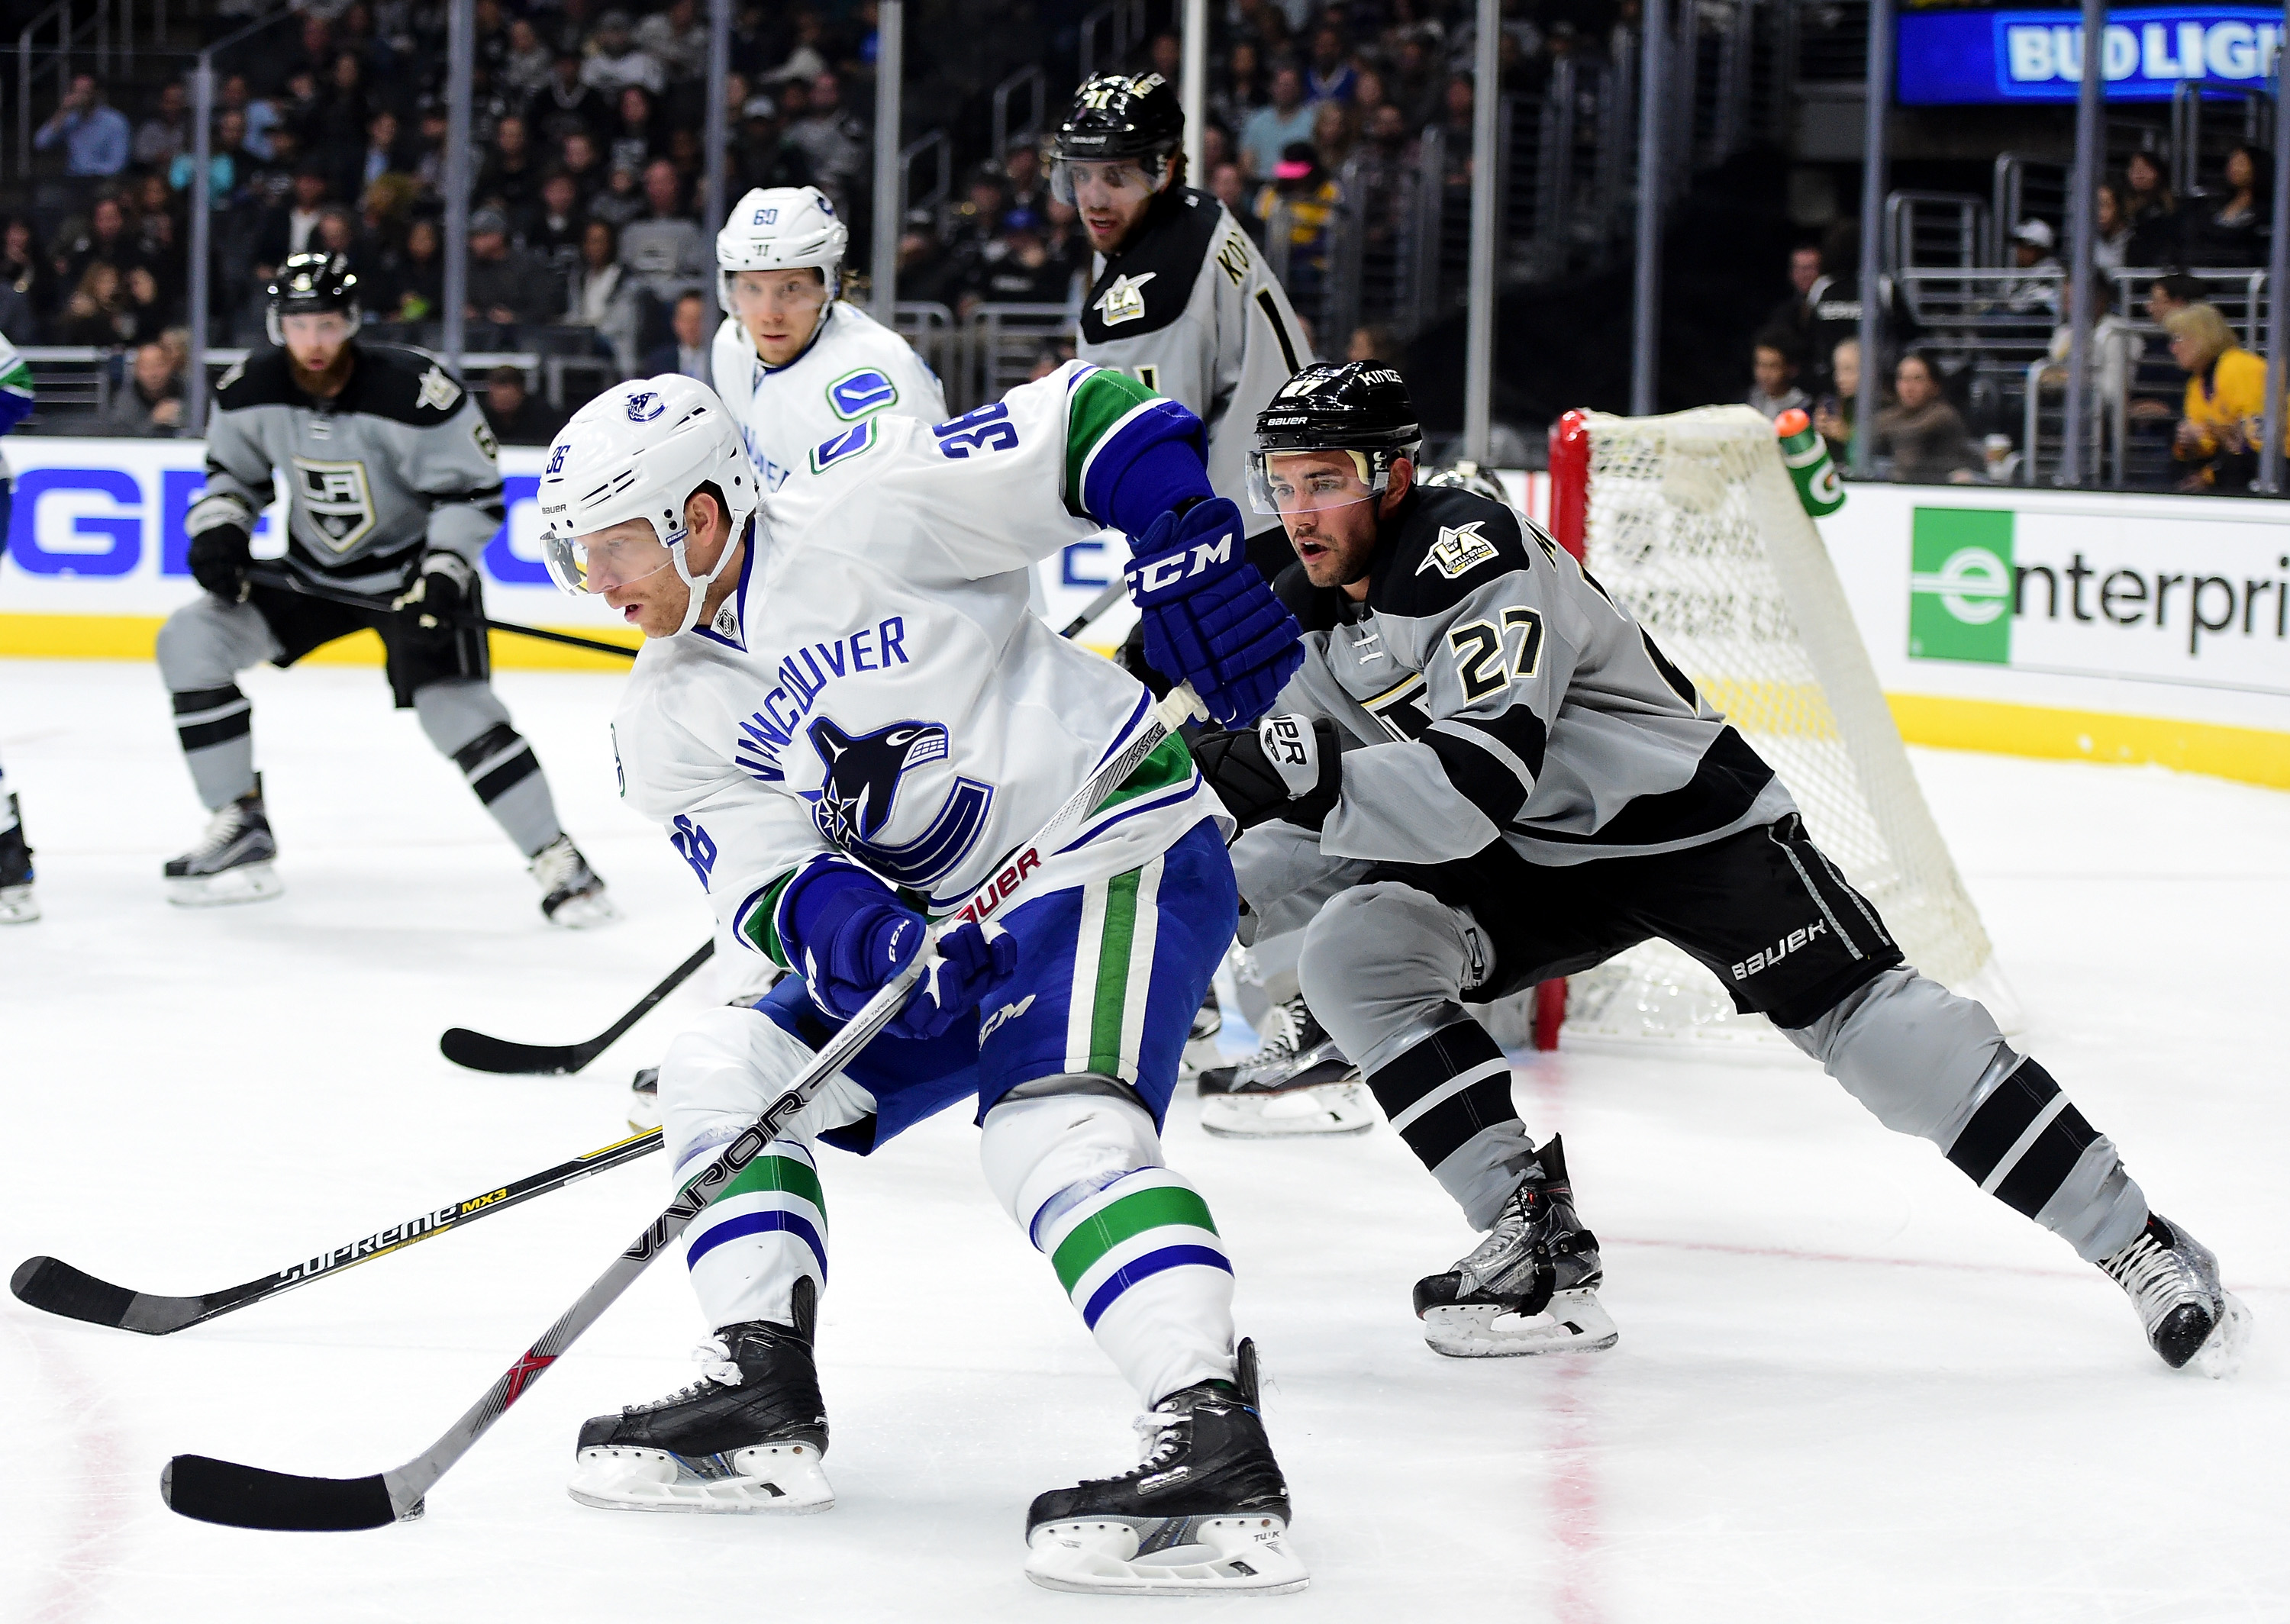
[1537,405,2019,1057]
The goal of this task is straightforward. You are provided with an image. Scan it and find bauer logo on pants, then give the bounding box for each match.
[1909,506,2014,664]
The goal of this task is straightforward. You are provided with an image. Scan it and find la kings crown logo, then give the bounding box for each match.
[291,456,378,553]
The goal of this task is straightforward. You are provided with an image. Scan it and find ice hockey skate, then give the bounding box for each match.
[163,775,282,907]
[0,792,36,923]
[1197,995,1374,1138]
[627,1067,659,1131]
[529,833,617,928]
[2099,1212,2251,1378]
[570,1280,831,1513]
[1181,984,1224,1077]
[1024,1340,1307,1595]
[1414,1136,1618,1356]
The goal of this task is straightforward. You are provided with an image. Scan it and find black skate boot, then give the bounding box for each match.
[1024,1339,1307,1594]
[529,833,618,928]
[163,775,281,907]
[1197,996,1371,1138]
[0,792,37,923]
[569,1278,831,1512]
[627,1067,660,1132]
[2098,1212,2250,1376]
[1414,1136,1618,1356]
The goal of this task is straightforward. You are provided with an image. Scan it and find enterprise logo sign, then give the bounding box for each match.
[1898,6,2284,105]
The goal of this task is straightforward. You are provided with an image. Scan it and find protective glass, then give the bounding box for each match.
[1051,156,1164,207]
[1245,450,1386,517]
[541,524,679,598]
[724,267,829,317]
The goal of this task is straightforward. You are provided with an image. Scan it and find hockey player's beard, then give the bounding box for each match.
[291,343,356,399]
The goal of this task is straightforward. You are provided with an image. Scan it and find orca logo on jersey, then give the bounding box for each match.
[802,715,995,888]
[625,392,666,423]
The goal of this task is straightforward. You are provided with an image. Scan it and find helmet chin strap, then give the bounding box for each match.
[669,513,751,635]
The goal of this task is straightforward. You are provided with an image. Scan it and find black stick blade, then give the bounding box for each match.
[11,1256,150,1330]
[438,1026,582,1076]
[163,1455,402,1531]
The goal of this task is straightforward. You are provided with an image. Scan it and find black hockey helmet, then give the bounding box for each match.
[1247,362,1423,514]
[1051,72,1183,163]
[266,251,360,343]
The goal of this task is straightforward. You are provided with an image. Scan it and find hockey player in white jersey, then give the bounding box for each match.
[534,368,1308,1591]
[1195,362,2249,1377]
[709,185,945,498]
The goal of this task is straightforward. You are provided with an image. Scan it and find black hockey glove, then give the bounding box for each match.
[1192,714,1342,831]
[187,522,253,601]
[392,550,478,633]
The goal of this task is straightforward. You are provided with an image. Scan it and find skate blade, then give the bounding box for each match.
[0,884,38,923]
[165,863,283,907]
[1201,1080,1376,1139]
[1024,1513,1308,1595]
[2188,1291,2253,1380]
[1424,1290,1620,1358]
[545,890,621,930]
[567,1442,833,1514]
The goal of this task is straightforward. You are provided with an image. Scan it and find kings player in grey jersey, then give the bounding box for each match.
[158,253,613,924]
[1192,361,2249,1378]
[1056,72,1311,574]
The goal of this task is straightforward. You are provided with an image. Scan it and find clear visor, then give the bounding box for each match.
[541,523,680,597]
[1245,450,1387,517]
[1051,156,1166,208]
[723,266,830,317]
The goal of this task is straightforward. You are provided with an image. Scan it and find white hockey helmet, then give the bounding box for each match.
[717,185,848,308]
[537,375,759,636]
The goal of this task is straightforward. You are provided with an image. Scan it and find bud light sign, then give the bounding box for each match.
[1898,6,2285,105]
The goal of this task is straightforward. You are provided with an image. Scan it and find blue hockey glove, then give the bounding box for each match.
[1123,498,1303,726]
[779,859,1018,1041]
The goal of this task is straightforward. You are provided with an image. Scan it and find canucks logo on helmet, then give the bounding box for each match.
[625,392,665,422]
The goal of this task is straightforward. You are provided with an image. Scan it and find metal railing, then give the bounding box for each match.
[899,129,952,218]
[2021,353,2127,487]
[13,0,170,177]
[2171,82,2272,199]
[1887,191,1987,271]
[1992,153,2067,258]
[1077,0,1148,81]
[990,65,1044,164]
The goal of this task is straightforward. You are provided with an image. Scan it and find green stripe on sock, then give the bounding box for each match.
[1087,868,1142,1075]
[687,1151,826,1214]
[1051,1184,1220,1294]
[1064,369,1157,513]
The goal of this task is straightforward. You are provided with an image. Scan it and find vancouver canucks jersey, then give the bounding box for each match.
[1268,483,1794,868]
[1078,186,1314,511]
[710,300,947,498]
[611,362,1227,962]
[190,343,505,595]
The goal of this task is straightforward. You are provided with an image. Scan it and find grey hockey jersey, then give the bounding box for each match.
[1077,187,1314,510]
[190,343,506,595]
[1269,483,1795,868]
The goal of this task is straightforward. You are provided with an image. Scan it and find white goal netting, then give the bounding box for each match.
[1552,406,2019,1056]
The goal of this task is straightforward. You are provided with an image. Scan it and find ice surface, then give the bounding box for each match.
[2,659,2285,1622]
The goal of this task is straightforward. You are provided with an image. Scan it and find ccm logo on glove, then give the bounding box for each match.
[1130,528,1235,598]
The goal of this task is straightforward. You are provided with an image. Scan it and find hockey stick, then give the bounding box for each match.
[10,1128,663,1336]
[1058,578,1127,639]
[244,567,640,660]
[440,939,716,1075]
[161,682,1206,1532]
[437,582,1131,1075]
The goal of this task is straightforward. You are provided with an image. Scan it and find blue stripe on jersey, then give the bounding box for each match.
[1081,1243,1234,1329]
[687,1208,828,1278]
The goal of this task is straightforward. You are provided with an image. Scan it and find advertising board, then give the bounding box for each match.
[1898,6,2285,105]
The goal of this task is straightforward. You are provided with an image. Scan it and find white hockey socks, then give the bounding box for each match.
[983,1091,1236,1406]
